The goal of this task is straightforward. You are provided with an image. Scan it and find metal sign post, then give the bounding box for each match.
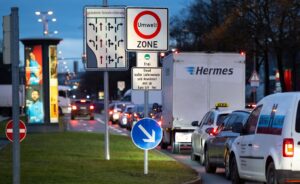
[131,118,162,175]
[144,90,149,174]
[11,7,20,184]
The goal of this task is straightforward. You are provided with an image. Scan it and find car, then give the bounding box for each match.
[191,106,232,165]
[71,99,94,120]
[230,93,300,184]
[204,110,250,178]
[108,101,132,124]
[118,104,135,128]
[126,104,153,130]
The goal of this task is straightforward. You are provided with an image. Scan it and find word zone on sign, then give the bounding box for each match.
[86,15,125,68]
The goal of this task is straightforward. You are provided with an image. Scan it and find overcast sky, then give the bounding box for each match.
[0,0,193,71]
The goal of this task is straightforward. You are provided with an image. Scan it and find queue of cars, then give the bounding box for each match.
[191,93,300,184]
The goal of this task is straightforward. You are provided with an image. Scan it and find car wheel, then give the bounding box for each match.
[267,162,278,184]
[231,156,244,184]
[71,115,75,120]
[204,149,216,173]
[225,152,230,179]
[90,116,94,120]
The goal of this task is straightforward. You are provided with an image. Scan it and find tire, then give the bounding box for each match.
[225,152,230,179]
[90,116,94,120]
[204,149,216,173]
[161,142,168,149]
[231,156,244,184]
[267,162,278,184]
[71,115,75,120]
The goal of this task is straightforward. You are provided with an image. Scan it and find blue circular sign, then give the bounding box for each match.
[131,118,162,150]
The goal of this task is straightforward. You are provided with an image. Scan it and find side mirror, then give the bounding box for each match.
[191,121,199,126]
[232,122,244,134]
[205,127,218,136]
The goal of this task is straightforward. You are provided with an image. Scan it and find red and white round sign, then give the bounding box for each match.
[133,10,162,39]
[5,120,27,142]
[126,8,168,51]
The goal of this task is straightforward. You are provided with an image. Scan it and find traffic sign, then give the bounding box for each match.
[5,120,27,142]
[84,7,127,71]
[137,52,158,67]
[249,70,260,87]
[132,67,162,90]
[126,7,168,51]
[131,118,162,150]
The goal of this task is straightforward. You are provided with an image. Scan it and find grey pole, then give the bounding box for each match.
[144,90,149,174]
[11,7,20,184]
[103,0,110,161]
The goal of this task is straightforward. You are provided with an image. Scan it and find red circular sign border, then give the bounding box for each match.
[133,10,162,39]
[5,120,27,142]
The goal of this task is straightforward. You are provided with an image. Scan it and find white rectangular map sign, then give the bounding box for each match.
[132,67,162,90]
[84,7,127,71]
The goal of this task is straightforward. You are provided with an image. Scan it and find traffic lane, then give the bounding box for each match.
[65,113,129,136]
[158,148,263,184]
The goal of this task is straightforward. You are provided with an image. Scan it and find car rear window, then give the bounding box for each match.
[217,113,229,126]
[296,101,300,133]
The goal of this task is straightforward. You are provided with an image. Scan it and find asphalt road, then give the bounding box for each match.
[65,113,262,184]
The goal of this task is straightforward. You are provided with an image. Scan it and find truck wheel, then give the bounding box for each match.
[267,162,278,184]
[231,156,244,184]
[161,142,168,149]
[204,150,216,173]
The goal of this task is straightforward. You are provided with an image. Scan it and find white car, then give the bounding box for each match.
[230,92,300,184]
[191,108,232,165]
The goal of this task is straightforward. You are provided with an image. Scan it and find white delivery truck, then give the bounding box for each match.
[161,52,246,153]
[0,84,25,116]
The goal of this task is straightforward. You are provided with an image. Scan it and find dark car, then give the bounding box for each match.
[204,110,250,178]
[71,99,95,120]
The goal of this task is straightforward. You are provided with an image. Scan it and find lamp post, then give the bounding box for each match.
[35,11,57,36]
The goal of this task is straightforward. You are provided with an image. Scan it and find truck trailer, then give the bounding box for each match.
[161,52,246,153]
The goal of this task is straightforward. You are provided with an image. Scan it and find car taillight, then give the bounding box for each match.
[134,113,138,118]
[109,110,113,115]
[283,138,294,157]
[89,105,94,110]
[209,127,218,136]
[72,105,77,110]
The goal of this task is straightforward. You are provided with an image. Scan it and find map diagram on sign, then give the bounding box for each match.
[85,8,127,70]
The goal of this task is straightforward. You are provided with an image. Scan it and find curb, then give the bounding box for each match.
[183,176,202,184]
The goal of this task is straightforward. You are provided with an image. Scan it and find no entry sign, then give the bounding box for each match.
[5,120,27,142]
[126,7,168,51]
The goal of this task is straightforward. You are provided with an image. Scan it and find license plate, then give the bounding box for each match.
[175,132,192,143]
[80,107,86,110]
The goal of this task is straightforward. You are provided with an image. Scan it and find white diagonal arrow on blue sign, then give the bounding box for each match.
[138,124,155,143]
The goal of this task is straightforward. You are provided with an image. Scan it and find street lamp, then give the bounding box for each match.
[35,10,57,36]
